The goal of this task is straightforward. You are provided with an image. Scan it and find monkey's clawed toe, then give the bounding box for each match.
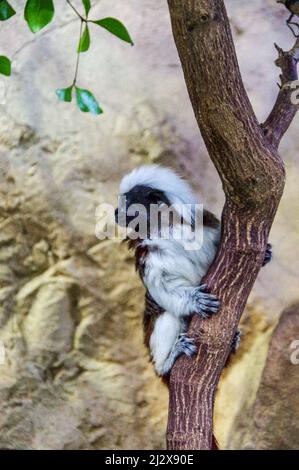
[177,334,197,357]
[192,285,221,319]
[263,243,273,267]
[231,329,241,354]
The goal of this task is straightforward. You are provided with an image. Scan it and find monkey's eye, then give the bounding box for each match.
[150,195,160,204]
[149,190,166,205]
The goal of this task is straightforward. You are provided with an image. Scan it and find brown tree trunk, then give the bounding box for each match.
[166,0,298,450]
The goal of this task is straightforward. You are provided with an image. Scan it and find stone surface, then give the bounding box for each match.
[0,0,298,450]
[243,304,299,450]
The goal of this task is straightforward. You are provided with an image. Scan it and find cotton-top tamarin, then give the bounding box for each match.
[115,165,272,379]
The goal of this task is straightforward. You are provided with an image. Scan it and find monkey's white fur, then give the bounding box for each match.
[120,164,198,224]
[120,164,198,207]
[144,225,219,375]
[119,165,221,376]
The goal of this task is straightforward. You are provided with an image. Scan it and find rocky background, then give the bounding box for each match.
[0,0,298,450]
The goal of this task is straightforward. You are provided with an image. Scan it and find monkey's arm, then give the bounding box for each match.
[143,268,220,319]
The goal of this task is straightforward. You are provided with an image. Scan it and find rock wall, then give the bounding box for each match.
[0,0,298,449]
[230,304,299,450]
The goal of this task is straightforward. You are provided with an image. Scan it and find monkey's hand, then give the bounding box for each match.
[191,284,221,319]
[262,243,273,267]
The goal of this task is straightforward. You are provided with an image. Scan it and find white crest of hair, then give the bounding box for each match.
[119,165,199,223]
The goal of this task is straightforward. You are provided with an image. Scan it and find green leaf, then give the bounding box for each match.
[0,0,16,21]
[78,24,90,53]
[92,17,133,45]
[0,56,11,76]
[75,87,103,115]
[56,86,73,103]
[82,0,91,17]
[24,0,55,33]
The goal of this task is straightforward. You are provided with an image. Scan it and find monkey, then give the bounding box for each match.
[115,165,272,451]
[115,165,272,381]
[277,0,299,37]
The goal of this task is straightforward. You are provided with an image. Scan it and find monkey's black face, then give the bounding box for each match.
[115,185,170,229]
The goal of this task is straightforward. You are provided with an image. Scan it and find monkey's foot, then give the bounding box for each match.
[176,334,197,357]
[231,329,241,354]
[159,334,197,376]
[263,243,272,267]
[192,284,221,319]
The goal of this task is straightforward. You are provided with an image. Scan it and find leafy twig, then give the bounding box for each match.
[1,0,134,115]
[66,0,85,22]
[73,18,84,85]
[56,0,103,115]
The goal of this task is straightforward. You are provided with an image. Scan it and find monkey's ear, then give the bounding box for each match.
[149,190,170,206]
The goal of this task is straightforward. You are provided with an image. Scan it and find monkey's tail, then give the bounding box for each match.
[161,374,170,387]
[212,434,219,450]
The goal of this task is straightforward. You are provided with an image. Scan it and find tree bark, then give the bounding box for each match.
[166,0,298,450]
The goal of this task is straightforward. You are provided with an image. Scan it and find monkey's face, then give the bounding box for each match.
[115,185,170,230]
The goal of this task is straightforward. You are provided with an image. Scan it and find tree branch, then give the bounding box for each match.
[166,0,287,450]
[262,38,299,149]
